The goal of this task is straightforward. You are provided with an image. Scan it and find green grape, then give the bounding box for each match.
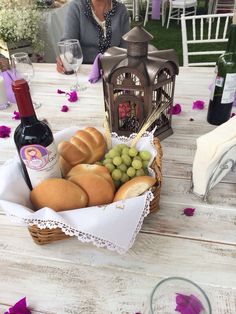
[136,169,145,177]
[105,163,115,173]
[120,173,129,183]
[113,156,122,166]
[113,180,121,189]
[118,144,128,150]
[139,150,151,161]
[133,156,142,161]
[131,159,142,170]
[118,163,128,172]
[128,147,138,157]
[105,153,110,159]
[108,148,120,158]
[103,158,113,165]
[122,147,130,155]
[113,145,121,152]
[142,160,149,168]
[112,168,122,180]
[127,167,136,177]
[121,154,132,166]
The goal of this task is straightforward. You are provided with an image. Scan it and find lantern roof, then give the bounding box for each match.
[100,46,179,83]
[122,26,153,43]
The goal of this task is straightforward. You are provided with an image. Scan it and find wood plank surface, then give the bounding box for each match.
[0,64,235,313]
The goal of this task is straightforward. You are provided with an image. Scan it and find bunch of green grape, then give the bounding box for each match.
[99,144,152,189]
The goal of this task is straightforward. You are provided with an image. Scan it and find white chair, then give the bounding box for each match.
[213,0,236,14]
[121,0,135,19]
[144,0,169,26]
[181,13,233,66]
[166,0,198,29]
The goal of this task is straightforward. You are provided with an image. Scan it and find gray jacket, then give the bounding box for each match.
[62,0,130,64]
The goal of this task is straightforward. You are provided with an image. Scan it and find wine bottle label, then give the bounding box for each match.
[215,76,224,87]
[20,142,61,188]
[222,73,236,104]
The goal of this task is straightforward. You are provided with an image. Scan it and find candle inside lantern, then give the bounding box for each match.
[0,76,8,109]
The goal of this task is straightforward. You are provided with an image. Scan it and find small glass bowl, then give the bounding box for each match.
[146,277,212,314]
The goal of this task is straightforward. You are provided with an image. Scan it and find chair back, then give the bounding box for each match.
[181,13,233,66]
[214,0,236,14]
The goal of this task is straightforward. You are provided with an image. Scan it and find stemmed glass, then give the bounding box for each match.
[11,52,41,109]
[144,277,212,314]
[58,39,86,91]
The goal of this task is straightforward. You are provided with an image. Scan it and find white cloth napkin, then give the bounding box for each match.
[0,128,157,253]
[192,116,236,197]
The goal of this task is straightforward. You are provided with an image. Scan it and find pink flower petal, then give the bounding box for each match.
[12,111,20,120]
[4,297,31,314]
[183,207,195,217]
[175,293,204,314]
[0,125,11,138]
[57,89,65,94]
[67,91,78,102]
[168,103,182,115]
[192,100,205,110]
[61,105,69,112]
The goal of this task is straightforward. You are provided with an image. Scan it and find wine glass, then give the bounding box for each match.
[144,277,212,314]
[58,39,86,91]
[11,52,41,109]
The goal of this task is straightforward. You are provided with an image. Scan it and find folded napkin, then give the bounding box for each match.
[192,116,236,196]
[88,53,102,83]
[0,127,157,253]
[0,70,17,103]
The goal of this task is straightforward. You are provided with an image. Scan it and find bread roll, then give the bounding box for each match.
[66,163,115,192]
[58,127,106,176]
[113,176,156,202]
[69,173,114,206]
[30,178,88,211]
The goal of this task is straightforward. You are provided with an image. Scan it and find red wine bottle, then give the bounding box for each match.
[207,12,236,125]
[12,79,61,191]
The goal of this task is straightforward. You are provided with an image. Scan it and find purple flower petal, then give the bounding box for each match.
[67,91,78,102]
[12,111,20,120]
[168,103,182,115]
[175,293,204,314]
[4,297,31,314]
[192,100,205,110]
[61,105,69,112]
[183,207,195,217]
[57,89,66,94]
[0,125,11,138]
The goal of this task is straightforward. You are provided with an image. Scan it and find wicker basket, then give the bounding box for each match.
[28,137,162,245]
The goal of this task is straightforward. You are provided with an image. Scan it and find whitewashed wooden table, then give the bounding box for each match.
[0,64,236,314]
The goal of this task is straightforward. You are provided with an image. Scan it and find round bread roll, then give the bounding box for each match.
[69,173,114,206]
[113,176,156,202]
[67,163,109,178]
[30,178,88,212]
[58,127,106,176]
[66,163,115,192]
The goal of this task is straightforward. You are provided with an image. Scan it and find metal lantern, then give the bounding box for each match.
[100,25,179,140]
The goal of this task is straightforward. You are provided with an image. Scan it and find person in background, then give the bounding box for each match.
[56,0,130,72]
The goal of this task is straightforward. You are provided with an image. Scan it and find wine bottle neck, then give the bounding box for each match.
[12,79,37,119]
[226,25,236,53]
[21,115,39,125]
